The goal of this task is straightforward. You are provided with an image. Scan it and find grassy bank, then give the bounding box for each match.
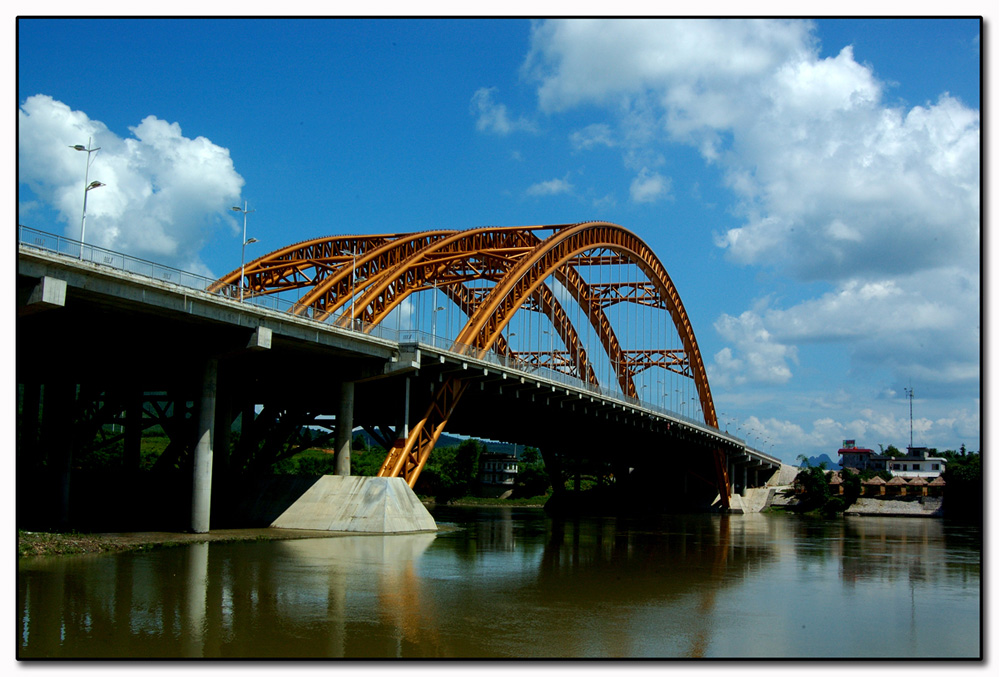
[430,496,548,508]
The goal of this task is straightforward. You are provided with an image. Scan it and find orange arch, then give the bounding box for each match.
[212,222,717,429]
[454,222,716,428]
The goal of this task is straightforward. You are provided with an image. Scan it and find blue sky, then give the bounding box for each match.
[17,16,983,464]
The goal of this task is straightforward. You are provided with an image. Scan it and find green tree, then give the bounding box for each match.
[840,471,862,506]
[519,447,541,465]
[415,439,483,502]
[351,447,385,476]
[879,444,903,458]
[942,450,982,519]
[795,465,831,511]
[513,448,550,498]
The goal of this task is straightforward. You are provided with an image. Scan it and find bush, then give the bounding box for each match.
[821,497,845,516]
[512,462,550,499]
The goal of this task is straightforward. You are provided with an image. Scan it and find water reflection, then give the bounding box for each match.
[18,511,980,658]
[20,533,438,658]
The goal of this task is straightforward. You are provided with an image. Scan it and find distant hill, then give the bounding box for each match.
[350,429,522,456]
[799,453,837,468]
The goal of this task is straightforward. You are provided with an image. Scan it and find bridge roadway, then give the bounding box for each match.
[17,237,781,531]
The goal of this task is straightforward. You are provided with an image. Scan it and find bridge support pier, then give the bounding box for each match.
[47,382,76,529]
[124,385,143,473]
[333,381,355,476]
[190,359,218,534]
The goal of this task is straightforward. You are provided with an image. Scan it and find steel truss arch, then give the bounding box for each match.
[453,221,716,428]
[211,221,728,501]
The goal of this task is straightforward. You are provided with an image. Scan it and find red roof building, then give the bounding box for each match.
[837,440,887,472]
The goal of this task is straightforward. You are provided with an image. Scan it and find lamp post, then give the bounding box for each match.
[232,202,257,302]
[351,245,357,329]
[432,305,446,339]
[70,137,103,259]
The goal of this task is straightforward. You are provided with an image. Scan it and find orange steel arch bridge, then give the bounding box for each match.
[209,221,732,506]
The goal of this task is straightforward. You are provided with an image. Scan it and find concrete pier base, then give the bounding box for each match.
[257,476,436,533]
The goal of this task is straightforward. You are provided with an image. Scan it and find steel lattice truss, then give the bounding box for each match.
[211,222,729,498]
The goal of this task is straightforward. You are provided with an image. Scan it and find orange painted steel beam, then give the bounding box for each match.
[376,377,469,487]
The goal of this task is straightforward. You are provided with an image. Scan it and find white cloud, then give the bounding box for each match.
[629,168,671,203]
[525,19,813,114]
[525,176,573,197]
[18,95,244,276]
[570,123,616,151]
[470,87,537,135]
[524,18,979,405]
[716,92,979,282]
[709,308,798,387]
[524,19,979,282]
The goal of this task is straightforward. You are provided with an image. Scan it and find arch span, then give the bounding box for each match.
[213,222,729,502]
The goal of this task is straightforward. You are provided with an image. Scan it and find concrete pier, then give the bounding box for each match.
[190,359,218,533]
[267,476,436,533]
[333,381,354,476]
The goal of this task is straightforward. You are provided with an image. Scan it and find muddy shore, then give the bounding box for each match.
[17,527,351,558]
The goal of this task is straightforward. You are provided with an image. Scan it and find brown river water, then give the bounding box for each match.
[17,507,981,659]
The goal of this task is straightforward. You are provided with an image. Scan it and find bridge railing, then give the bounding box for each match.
[18,225,744,444]
[18,226,232,295]
[17,225,405,343]
[394,330,731,438]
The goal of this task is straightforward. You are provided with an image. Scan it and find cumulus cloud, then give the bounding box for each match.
[526,176,574,197]
[629,168,671,203]
[525,20,978,275]
[470,87,537,135]
[716,91,980,282]
[524,19,979,398]
[524,19,813,114]
[709,308,798,387]
[719,266,978,392]
[19,94,244,275]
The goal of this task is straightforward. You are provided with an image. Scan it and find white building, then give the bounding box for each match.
[885,447,947,479]
[478,452,519,498]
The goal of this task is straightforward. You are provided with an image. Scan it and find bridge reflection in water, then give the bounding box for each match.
[17,510,980,659]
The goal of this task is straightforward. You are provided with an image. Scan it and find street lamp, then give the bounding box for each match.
[70,137,103,259]
[432,305,446,338]
[232,202,257,302]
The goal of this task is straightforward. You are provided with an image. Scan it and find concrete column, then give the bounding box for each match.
[191,359,218,533]
[46,382,76,528]
[333,381,355,476]
[125,386,143,473]
[18,380,41,472]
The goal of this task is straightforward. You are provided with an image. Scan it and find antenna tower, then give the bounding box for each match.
[904,386,914,450]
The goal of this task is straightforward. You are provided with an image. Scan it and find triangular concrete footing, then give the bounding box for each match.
[268,476,437,533]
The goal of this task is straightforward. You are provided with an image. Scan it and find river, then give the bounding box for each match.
[17,507,981,659]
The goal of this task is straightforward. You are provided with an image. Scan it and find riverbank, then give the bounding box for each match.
[19,491,946,558]
[17,527,351,558]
